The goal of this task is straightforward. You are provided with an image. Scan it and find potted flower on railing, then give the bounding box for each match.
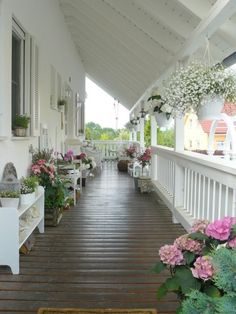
[162,62,236,121]
[137,148,151,176]
[20,176,38,205]
[147,92,173,127]
[153,216,236,313]
[125,145,137,159]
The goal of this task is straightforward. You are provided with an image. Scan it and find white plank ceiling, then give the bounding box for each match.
[59,0,236,110]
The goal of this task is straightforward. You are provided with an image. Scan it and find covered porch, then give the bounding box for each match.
[0,163,185,314]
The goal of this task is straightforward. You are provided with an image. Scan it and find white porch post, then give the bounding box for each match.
[140,117,145,149]
[133,129,137,142]
[151,115,157,181]
[129,130,132,141]
[173,117,185,223]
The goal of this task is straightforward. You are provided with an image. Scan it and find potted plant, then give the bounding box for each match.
[13,114,30,137]
[58,99,67,110]
[162,62,236,120]
[153,216,236,312]
[0,190,20,208]
[147,92,173,127]
[20,176,38,205]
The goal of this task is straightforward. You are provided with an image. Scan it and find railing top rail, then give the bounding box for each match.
[151,145,236,176]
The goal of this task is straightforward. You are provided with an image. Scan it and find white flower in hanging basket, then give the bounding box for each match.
[162,62,236,117]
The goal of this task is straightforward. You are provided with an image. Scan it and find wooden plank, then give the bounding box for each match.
[0,163,185,314]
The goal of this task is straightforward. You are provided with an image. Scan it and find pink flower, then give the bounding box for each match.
[227,237,236,248]
[174,235,202,253]
[159,244,184,266]
[37,159,46,166]
[205,217,235,241]
[191,256,214,281]
[31,164,41,174]
[191,219,210,233]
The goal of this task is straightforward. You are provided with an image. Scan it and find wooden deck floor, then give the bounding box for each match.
[0,162,185,314]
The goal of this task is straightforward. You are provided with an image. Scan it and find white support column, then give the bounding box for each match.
[129,131,132,141]
[139,117,145,149]
[174,117,184,151]
[173,116,185,223]
[151,115,157,146]
[151,115,157,181]
[133,130,137,142]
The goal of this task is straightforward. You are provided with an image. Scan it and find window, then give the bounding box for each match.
[11,18,39,136]
[12,19,25,125]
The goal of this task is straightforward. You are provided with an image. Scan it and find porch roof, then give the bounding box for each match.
[60,0,236,110]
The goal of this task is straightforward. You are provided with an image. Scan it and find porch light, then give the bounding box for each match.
[139,108,146,118]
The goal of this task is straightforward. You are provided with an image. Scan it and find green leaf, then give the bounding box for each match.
[175,266,201,294]
[151,261,166,274]
[175,305,183,314]
[165,277,180,291]
[157,283,168,300]
[189,232,209,241]
[183,251,196,265]
[201,246,213,255]
[204,285,221,298]
[231,224,236,236]
[147,95,161,102]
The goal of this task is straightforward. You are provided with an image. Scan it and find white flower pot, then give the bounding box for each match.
[0,198,19,208]
[198,94,224,121]
[154,112,172,127]
[20,192,35,205]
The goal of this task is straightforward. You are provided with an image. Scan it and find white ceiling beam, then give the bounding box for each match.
[131,0,236,114]
[61,1,166,73]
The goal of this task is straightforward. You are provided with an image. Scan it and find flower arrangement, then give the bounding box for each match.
[20,176,38,194]
[162,62,236,116]
[74,153,96,170]
[125,145,137,159]
[137,148,151,168]
[0,190,20,198]
[147,92,172,119]
[153,216,236,313]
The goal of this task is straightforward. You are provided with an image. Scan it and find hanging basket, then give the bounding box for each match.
[197,94,224,121]
[154,112,172,128]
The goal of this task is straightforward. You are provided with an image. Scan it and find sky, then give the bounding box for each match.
[85,77,130,129]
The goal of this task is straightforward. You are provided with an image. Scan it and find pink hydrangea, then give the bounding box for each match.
[205,217,235,241]
[174,234,202,253]
[227,237,236,248]
[37,159,46,166]
[191,219,210,233]
[31,164,41,174]
[159,244,184,266]
[191,256,214,281]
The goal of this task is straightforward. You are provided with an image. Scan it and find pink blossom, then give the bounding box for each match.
[227,237,236,248]
[31,164,41,174]
[159,244,184,266]
[174,234,202,253]
[191,256,214,281]
[37,159,46,166]
[191,219,210,233]
[205,217,235,241]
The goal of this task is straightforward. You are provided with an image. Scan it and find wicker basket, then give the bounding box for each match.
[117,160,129,172]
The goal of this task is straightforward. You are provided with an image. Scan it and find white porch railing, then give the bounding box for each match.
[151,145,236,231]
[93,140,140,160]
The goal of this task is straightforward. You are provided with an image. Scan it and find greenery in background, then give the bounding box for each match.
[85,120,174,147]
[144,118,174,147]
[85,122,129,141]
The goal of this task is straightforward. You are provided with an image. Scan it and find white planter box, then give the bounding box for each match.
[0,198,19,208]
[20,192,35,205]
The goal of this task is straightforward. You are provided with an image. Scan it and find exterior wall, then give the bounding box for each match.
[184,114,208,150]
[0,0,85,177]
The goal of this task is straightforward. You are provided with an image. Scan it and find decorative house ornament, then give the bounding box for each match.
[162,62,236,117]
[0,162,20,191]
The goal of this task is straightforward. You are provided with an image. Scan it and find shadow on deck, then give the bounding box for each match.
[0,162,185,314]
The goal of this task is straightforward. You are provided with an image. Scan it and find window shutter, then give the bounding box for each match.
[30,37,40,136]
